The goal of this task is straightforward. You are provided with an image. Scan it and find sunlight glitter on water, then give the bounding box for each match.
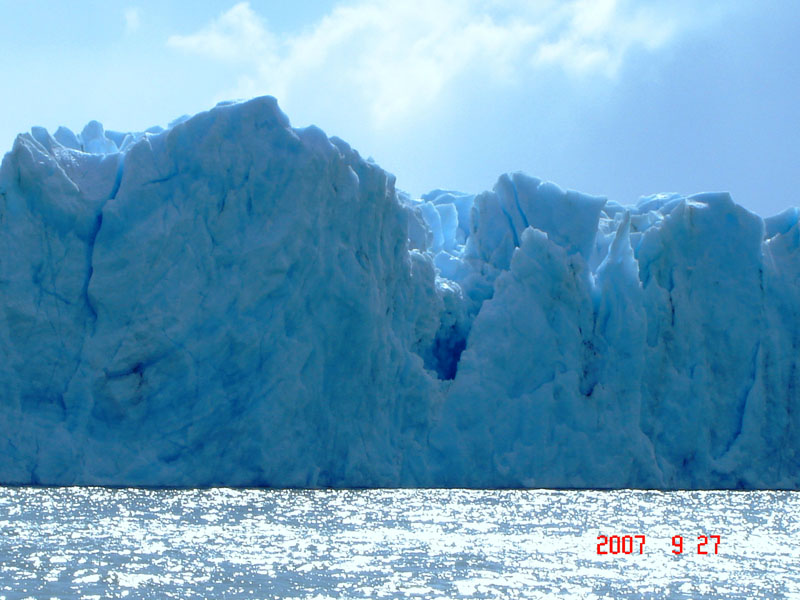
[0,488,798,599]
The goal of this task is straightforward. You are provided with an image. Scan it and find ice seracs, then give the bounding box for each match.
[0,96,797,489]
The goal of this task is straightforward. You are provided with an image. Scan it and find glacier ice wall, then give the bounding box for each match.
[1,97,798,488]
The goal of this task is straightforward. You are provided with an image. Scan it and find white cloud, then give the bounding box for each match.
[124,7,141,34]
[532,0,679,76]
[167,2,275,62]
[166,0,719,127]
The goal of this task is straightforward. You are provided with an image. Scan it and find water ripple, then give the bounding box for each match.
[0,488,797,599]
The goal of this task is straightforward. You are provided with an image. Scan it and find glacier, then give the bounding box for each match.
[1,96,798,489]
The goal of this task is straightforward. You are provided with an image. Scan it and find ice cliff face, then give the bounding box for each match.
[1,97,798,488]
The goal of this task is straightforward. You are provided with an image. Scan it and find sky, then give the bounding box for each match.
[1,0,798,216]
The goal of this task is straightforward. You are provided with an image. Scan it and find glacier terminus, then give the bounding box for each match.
[1,96,798,489]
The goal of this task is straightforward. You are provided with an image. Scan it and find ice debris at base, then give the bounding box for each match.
[1,96,798,489]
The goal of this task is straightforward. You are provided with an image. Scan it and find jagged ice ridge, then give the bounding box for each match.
[1,97,798,488]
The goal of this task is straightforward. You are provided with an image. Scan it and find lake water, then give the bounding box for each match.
[0,488,797,599]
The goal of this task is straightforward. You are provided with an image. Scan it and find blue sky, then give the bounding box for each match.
[1,0,798,216]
